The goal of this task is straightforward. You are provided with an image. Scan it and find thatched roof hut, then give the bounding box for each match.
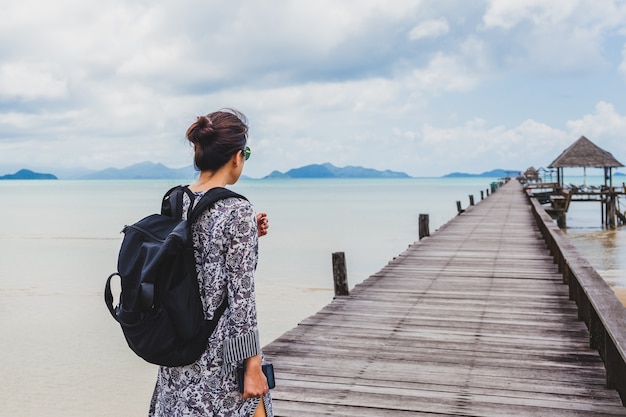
[523,166,539,181]
[548,136,623,187]
[548,136,623,169]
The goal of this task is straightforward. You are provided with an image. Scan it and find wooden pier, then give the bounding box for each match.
[525,182,626,228]
[262,179,626,416]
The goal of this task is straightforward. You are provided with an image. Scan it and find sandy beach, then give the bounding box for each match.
[614,288,626,307]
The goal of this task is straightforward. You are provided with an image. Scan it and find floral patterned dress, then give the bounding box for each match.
[149,192,273,417]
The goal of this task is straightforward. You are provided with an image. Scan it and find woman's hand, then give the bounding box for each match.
[256,213,269,237]
[242,355,269,400]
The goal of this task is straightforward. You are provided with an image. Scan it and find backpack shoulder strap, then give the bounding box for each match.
[187,187,247,226]
[185,187,246,322]
[161,185,196,218]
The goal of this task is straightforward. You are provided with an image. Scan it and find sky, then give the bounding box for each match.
[2,0,626,178]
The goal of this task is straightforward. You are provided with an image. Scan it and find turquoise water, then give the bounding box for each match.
[0,177,623,416]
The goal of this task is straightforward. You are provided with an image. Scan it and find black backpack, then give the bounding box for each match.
[104,186,245,366]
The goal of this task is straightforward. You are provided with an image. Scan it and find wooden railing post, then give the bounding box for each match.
[419,214,430,240]
[332,252,349,296]
[481,190,484,200]
[469,194,475,206]
[606,337,626,400]
[456,201,464,214]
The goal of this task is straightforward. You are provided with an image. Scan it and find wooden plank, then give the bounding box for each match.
[263,179,626,416]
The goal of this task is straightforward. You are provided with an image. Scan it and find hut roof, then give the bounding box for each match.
[548,136,624,168]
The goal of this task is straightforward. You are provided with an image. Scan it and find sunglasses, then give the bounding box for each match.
[242,146,251,161]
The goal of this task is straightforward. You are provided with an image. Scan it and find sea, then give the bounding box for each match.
[1,177,624,417]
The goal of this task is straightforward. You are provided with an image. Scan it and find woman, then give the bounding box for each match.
[149,109,273,417]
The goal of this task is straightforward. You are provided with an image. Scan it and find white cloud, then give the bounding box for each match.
[0,63,67,100]
[413,105,626,175]
[408,18,449,41]
[565,102,626,162]
[481,0,626,74]
[409,36,490,93]
[483,0,577,30]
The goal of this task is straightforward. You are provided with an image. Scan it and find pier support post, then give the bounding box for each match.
[607,192,617,229]
[456,201,464,214]
[481,190,484,200]
[469,195,475,206]
[419,214,430,240]
[332,252,349,296]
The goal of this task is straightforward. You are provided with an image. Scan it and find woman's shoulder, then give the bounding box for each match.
[188,188,250,206]
[213,193,253,213]
[184,188,252,219]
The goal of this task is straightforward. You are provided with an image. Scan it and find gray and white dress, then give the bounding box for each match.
[149,192,273,417]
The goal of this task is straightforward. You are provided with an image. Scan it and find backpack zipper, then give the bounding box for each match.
[124,224,165,242]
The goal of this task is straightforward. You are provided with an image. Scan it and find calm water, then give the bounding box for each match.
[0,177,623,416]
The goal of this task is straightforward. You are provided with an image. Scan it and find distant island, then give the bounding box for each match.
[0,169,57,180]
[442,169,521,178]
[263,163,410,179]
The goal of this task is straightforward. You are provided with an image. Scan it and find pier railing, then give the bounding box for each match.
[527,191,626,404]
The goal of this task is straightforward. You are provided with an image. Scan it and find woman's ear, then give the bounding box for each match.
[231,151,240,167]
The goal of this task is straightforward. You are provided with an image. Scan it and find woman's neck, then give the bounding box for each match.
[189,171,227,192]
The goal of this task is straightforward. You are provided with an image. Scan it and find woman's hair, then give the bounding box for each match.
[186,108,248,172]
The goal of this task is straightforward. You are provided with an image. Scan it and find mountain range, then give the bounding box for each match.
[79,161,197,180]
[1,162,526,180]
[263,163,410,179]
[443,169,522,178]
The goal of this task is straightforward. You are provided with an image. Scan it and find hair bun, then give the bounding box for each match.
[197,115,213,129]
[189,116,216,143]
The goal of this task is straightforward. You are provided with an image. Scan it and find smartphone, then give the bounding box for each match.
[237,363,275,394]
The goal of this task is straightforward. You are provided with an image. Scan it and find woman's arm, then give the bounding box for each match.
[221,200,263,375]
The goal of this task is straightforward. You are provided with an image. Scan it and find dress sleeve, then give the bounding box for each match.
[221,199,262,374]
